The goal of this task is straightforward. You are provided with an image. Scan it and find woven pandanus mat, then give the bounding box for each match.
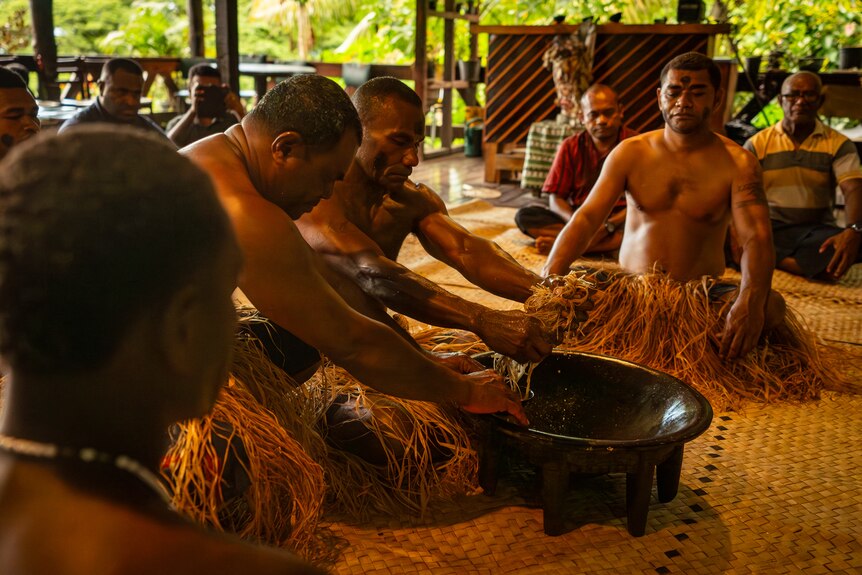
[447,199,521,228]
[723,267,862,305]
[785,295,862,345]
[773,267,862,302]
[323,393,862,574]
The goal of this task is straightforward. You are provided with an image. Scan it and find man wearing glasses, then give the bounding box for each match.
[744,72,862,281]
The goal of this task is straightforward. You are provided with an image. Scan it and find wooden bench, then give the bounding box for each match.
[483,142,526,184]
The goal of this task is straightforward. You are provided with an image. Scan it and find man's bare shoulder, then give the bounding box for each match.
[180,129,279,221]
[717,133,761,173]
[182,131,239,170]
[614,130,663,156]
[91,508,323,575]
[0,465,322,575]
[157,524,326,575]
[402,179,447,213]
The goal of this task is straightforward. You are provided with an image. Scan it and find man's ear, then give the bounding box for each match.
[271,131,304,164]
[713,88,725,111]
[158,283,201,377]
[97,80,106,96]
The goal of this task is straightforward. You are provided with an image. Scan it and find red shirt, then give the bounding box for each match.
[542,126,637,208]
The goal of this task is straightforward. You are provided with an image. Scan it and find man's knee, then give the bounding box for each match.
[765,289,786,333]
[514,205,564,237]
[325,396,409,466]
[324,395,453,466]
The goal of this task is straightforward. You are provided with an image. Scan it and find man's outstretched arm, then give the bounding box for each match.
[542,145,629,276]
[721,153,774,359]
[207,175,528,424]
[307,213,551,363]
[413,212,541,304]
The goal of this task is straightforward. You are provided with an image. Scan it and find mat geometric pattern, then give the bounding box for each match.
[326,200,862,574]
[326,394,862,574]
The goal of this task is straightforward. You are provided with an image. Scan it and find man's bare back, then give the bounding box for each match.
[617,130,754,280]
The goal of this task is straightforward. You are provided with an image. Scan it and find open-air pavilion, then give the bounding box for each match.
[2,2,862,573]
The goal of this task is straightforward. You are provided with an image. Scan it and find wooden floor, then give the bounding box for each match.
[412,153,539,209]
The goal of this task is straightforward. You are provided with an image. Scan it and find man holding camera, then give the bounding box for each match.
[167,64,246,147]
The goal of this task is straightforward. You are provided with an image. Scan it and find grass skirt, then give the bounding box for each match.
[163,328,478,561]
[526,268,847,412]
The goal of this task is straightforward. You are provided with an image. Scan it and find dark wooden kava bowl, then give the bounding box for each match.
[474,350,713,536]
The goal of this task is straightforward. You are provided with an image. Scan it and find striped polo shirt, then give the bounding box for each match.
[744,120,862,225]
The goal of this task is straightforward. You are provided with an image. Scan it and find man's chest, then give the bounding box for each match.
[628,159,732,221]
[363,198,426,258]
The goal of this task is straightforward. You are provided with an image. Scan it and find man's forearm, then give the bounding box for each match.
[324,311,473,404]
[737,237,774,310]
[354,259,493,335]
[452,237,540,302]
[549,195,575,220]
[543,215,597,276]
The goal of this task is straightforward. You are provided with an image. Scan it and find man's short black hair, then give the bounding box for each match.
[352,77,422,124]
[660,52,722,91]
[248,74,361,148]
[189,63,221,81]
[0,126,233,376]
[100,58,144,80]
[0,66,28,89]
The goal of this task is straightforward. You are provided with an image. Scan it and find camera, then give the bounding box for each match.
[196,85,228,118]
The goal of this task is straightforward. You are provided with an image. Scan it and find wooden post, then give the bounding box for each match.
[214,0,239,94]
[187,0,205,57]
[441,0,454,149]
[28,0,59,100]
[414,0,428,112]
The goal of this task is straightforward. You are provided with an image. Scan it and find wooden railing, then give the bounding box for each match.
[1,54,414,108]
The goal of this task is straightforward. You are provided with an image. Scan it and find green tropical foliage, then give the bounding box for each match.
[0,7,30,54]
[2,0,861,70]
[480,0,674,26]
[724,0,862,68]
[99,1,187,56]
[248,0,360,60]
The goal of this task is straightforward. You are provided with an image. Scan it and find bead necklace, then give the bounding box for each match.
[0,433,173,508]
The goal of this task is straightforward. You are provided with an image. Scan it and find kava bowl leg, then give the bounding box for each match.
[656,445,684,503]
[541,461,569,536]
[625,462,655,536]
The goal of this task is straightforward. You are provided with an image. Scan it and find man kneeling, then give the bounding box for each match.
[543,52,785,359]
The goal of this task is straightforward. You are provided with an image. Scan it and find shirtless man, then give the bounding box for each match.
[181,74,527,424]
[297,77,551,363]
[543,52,783,359]
[0,127,322,574]
[0,67,40,160]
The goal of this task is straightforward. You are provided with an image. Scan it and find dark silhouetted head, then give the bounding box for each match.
[0,126,235,376]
